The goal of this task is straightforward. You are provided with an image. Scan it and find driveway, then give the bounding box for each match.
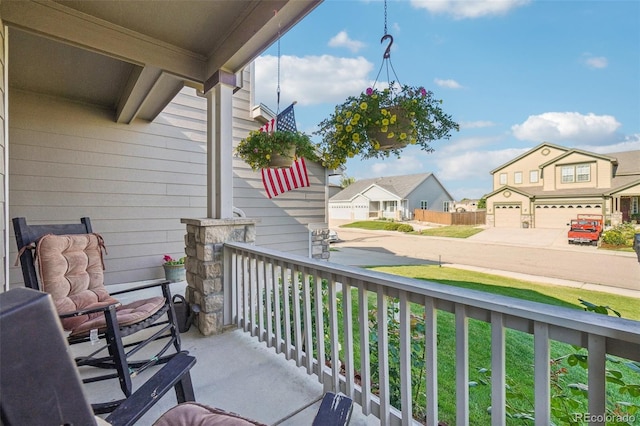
[329,227,640,295]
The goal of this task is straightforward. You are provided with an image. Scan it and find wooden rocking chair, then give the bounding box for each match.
[12,217,183,414]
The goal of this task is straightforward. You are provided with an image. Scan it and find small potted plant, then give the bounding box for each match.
[316,83,459,169]
[236,130,319,170]
[162,255,186,283]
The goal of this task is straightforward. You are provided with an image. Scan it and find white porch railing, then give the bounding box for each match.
[224,242,640,426]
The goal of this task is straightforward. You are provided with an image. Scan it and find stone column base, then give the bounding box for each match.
[181,218,258,335]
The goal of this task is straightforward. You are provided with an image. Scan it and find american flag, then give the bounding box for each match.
[259,103,310,198]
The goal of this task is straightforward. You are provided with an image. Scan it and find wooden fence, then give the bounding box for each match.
[414,209,486,225]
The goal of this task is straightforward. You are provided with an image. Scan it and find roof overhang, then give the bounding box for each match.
[1,0,321,123]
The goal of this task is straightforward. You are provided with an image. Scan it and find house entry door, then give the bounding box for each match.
[621,197,631,222]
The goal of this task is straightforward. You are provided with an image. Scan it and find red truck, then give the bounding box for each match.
[567,214,603,246]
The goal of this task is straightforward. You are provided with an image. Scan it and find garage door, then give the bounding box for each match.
[534,204,602,228]
[494,204,521,227]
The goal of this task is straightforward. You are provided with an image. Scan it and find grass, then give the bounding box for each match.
[340,220,392,230]
[340,221,485,238]
[371,265,640,320]
[319,265,640,424]
[418,225,484,238]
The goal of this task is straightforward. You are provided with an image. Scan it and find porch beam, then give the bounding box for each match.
[1,1,206,82]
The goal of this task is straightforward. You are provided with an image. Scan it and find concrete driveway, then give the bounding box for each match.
[329,227,640,296]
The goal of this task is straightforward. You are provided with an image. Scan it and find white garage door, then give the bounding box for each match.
[534,204,603,228]
[494,204,521,227]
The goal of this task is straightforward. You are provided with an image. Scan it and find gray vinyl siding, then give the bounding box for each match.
[406,176,453,212]
[8,67,326,288]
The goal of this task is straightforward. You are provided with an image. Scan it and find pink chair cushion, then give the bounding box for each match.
[152,402,267,426]
[36,233,165,336]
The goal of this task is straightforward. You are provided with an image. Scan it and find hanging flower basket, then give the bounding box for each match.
[315,84,459,170]
[365,106,411,150]
[267,145,296,168]
[236,130,319,170]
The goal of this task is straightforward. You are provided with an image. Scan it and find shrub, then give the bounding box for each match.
[396,224,414,233]
[384,222,401,231]
[602,222,637,247]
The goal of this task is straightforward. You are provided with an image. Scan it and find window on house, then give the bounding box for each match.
[514,172,523,184]
[562,164,591,183]
[561,166,575,183]
[529,170,539,183]
[632,197,639,214]
[419,200,428,210]
[576,164,590,182]
[499,173,507,185]
[443,201,450,212]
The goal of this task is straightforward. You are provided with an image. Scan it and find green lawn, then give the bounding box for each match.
[324,265,640,424]
[340,221,485,238]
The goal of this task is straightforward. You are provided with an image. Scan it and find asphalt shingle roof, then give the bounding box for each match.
[330,173,434,201]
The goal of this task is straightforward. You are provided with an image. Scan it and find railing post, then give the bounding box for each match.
[491,312,506,426]
[455,304,469,426]
[534,322,550,425]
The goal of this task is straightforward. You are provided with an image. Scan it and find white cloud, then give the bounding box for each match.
[410,0,531,19]
[254,55,373,108]
[328,31,365,53]
[511,112,621,145]
[575,134,640,153]
[435,147,527,181]
[584,56,608,69]
[434,78,463,89]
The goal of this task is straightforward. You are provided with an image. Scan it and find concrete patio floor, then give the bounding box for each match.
[85,281,379,426]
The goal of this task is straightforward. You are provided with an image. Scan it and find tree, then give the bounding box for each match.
[477,198,487,209]
[340,175,356,188]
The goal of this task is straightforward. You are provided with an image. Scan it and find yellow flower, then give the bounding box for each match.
[345,124,353,132]
[345,111,352,118]
[265,154,271,160]
[359,102,368,110]
[399,132,407,140]
[373,141,380,149]
[348,151,354,158]
[387,132,395,139]
[381,125,388,133]
[381,108,388,116]
[382,118,390,126]
[352,133,360,142]
[353,113,361,121]
[390,114,397,124]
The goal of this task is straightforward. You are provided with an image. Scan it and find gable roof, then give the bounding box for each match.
[490,142,569,174]
[609,150,640,175]
[539,148,618,169]
[330,173,438,202]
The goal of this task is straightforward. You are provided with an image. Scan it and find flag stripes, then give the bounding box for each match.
[261,158,310,199]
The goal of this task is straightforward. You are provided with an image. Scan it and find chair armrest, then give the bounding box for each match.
[105,352,196,426]
[58,302,119,318]
[109,280,171,296]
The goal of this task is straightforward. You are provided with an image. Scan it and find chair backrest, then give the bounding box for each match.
[13,217,93,290]
[0,287,97,425]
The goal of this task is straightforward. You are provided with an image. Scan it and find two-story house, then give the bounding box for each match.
[485,142,640,228]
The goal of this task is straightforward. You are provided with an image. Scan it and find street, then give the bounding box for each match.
[331,228,640,292]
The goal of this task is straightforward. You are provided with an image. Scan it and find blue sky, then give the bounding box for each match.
[253,0,640,200]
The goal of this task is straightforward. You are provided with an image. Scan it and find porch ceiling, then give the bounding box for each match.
[2,0,321,122]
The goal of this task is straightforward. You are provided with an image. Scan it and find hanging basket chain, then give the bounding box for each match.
[373,0,401,92]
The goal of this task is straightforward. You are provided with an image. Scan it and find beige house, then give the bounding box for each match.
[485,142,640,228]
